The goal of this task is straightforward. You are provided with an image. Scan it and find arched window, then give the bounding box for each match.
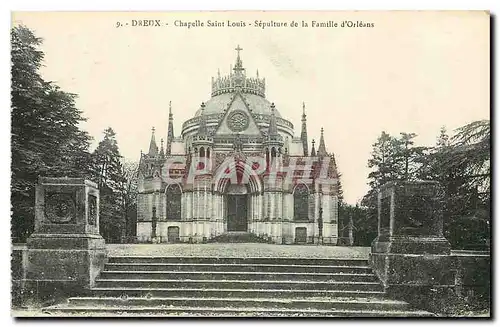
[166,184,182,220]
[200,147,205,158]
[294,184,309,221]
[207,147,211,159]
[271,147,277,158]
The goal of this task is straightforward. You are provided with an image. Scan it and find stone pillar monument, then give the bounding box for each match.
[25,177,106,302]
[370,181,453,301]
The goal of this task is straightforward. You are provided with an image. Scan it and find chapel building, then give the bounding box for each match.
[136,46,340,244]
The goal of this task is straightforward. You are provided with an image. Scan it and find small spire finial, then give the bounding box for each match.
[235,44,243,56]
[152,126,155,134]
[169,101,172,115]
[310,138,316,156]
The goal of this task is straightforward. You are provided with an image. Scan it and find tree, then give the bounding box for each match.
[338,203,375,246]
[11,25,93,242]
[366,131,401,190]
[397,132,427,181]
[362,132,403,235]
[419,121,490,248]
[361,130,428,245]
[92,128,126,243]
[121,161,139,239]
[436,126,450,148]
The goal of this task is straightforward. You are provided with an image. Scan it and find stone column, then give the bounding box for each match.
[26,177,106,303]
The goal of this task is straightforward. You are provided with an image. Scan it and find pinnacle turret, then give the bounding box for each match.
[300,102,308,156]
[317,127,328,157]
[148,127,158,157]
[268,103,278,138]
[166,101,174,155]
[159,138,165,157]
[197,102,208,136]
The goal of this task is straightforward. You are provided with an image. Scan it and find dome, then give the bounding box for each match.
[194,93,282,118]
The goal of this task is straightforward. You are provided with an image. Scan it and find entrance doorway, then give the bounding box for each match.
[167,226,180,243]
[227,195,248,231]
[295,227,307,244]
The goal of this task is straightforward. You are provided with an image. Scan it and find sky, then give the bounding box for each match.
[11,11,489,204]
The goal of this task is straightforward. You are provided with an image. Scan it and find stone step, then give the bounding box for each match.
[94,279,384,291]
[104,262,373,273]
[91,287,387,299]
[65,296,410,311]
[98,271,378,282]
[107,256,369,266]
[43,305,435,317]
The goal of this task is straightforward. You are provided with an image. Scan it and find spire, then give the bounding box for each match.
[310,139,316,156]
[148,127,158,157]
[197,102,208,136]
[233,45,244,73]
[268,103,278,138]
[159,138,165,157]
[166,101,174,155]
[300,102,308,156]
[317,127,328,157]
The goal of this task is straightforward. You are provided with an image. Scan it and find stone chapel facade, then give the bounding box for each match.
[136,47,340,245]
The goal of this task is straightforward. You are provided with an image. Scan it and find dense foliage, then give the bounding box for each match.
[11,26,137,243]
[11,26,93,241]
[344,123,490,248]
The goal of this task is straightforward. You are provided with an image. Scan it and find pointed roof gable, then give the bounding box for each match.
[214,92,263,136]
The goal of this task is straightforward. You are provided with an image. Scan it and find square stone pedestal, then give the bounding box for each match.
[25,177,106,304]
[370,181,454,305]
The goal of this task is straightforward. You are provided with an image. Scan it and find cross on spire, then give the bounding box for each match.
[234,44,244,73]
[235,44,243,56]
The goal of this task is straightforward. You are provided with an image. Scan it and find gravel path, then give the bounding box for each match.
[106,243,371,259]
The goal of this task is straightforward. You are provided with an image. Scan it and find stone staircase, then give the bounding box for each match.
[44,256,433,317]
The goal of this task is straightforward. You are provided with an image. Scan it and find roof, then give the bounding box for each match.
[194,92,282,118]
